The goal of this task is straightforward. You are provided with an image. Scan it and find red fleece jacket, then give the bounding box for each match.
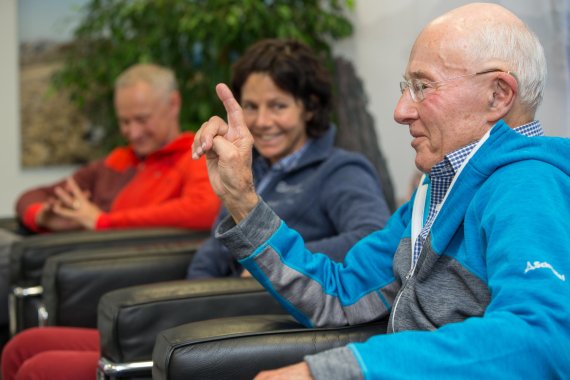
[17,132,220,232]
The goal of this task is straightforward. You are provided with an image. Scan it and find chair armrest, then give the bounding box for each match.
[0,217,30,235]
[98,278,287,363]
[10,228,206,286]
[152,314,388,380]
[41,240,204,328]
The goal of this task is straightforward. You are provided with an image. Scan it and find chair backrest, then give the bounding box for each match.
[9,228,199,285]
[98,278,287,364]
[8,228,208,334]
[42,240,206,328]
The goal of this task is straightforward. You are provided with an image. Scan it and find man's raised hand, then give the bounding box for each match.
[192,84,249,159]
[192,83,259,222]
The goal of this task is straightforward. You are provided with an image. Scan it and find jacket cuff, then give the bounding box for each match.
[22,203,45,233]
[214,199,281,261]
[95,213,111,230]
[305,346,363,380]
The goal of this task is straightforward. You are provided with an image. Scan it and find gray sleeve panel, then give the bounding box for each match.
[217,200,393,327]
[255,247,390,326]
[215,199,281,260]
[305,346,363,380]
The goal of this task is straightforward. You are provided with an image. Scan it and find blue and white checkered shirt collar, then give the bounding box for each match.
[432,120,544,177]
[411,120,543,265]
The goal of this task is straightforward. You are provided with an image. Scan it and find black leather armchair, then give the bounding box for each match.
[96,278,287,379]
[151,314,388,380]
[40,238,207,328]
[8,228,207,334]
[0,217,25,348]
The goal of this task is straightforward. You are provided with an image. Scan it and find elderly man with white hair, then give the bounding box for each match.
[192,2,570,379]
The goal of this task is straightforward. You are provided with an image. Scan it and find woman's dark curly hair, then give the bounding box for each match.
[231,39,333,138]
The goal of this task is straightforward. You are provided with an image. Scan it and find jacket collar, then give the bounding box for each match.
[252,126,336,174]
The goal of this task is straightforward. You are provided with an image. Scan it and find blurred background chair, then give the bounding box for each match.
[39,238,208,329]
[7,227,208,335]
[0,217,27,348]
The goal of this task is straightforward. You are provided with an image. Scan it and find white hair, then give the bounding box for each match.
[115,63,178,99]
[470,21,547,113]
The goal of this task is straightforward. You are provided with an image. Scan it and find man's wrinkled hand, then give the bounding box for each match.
[192,83,259,222]
[254,361,313,380]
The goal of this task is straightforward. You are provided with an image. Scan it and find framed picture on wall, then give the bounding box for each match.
[18,0,98,167]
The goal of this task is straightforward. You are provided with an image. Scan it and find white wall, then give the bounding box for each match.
[0,0,568,216]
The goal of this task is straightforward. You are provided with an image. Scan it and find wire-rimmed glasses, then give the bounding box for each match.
[400,69,513,102]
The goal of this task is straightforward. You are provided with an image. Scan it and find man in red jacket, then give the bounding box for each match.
[16,63,220,232]
[0,63,220,358]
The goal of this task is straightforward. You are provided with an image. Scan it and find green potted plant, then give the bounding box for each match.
[53,0,355,153]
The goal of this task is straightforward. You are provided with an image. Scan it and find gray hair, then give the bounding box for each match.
[471,22,547,113]
[114,63,178,99]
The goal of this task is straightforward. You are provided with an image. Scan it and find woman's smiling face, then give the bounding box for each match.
[240,73,311,164]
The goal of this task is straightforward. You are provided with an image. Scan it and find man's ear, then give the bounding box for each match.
[169,91,182,115]
[487,72,518,122]
[170,91,181,107]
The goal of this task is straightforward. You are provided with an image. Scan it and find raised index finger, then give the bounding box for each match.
[215,83,247,138]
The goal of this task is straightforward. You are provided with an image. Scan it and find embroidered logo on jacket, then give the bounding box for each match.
[524,261,566,282]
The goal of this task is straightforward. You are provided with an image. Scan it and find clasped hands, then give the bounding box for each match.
[36,177,102,231]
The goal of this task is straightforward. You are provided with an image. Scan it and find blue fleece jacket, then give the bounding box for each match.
[187,127,390,278]
[217,120,570,379]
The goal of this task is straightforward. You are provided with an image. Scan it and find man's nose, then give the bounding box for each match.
[123,122,144,140]
[393,91,418,126]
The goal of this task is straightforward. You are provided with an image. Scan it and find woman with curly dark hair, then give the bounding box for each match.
[188,39,390,278]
